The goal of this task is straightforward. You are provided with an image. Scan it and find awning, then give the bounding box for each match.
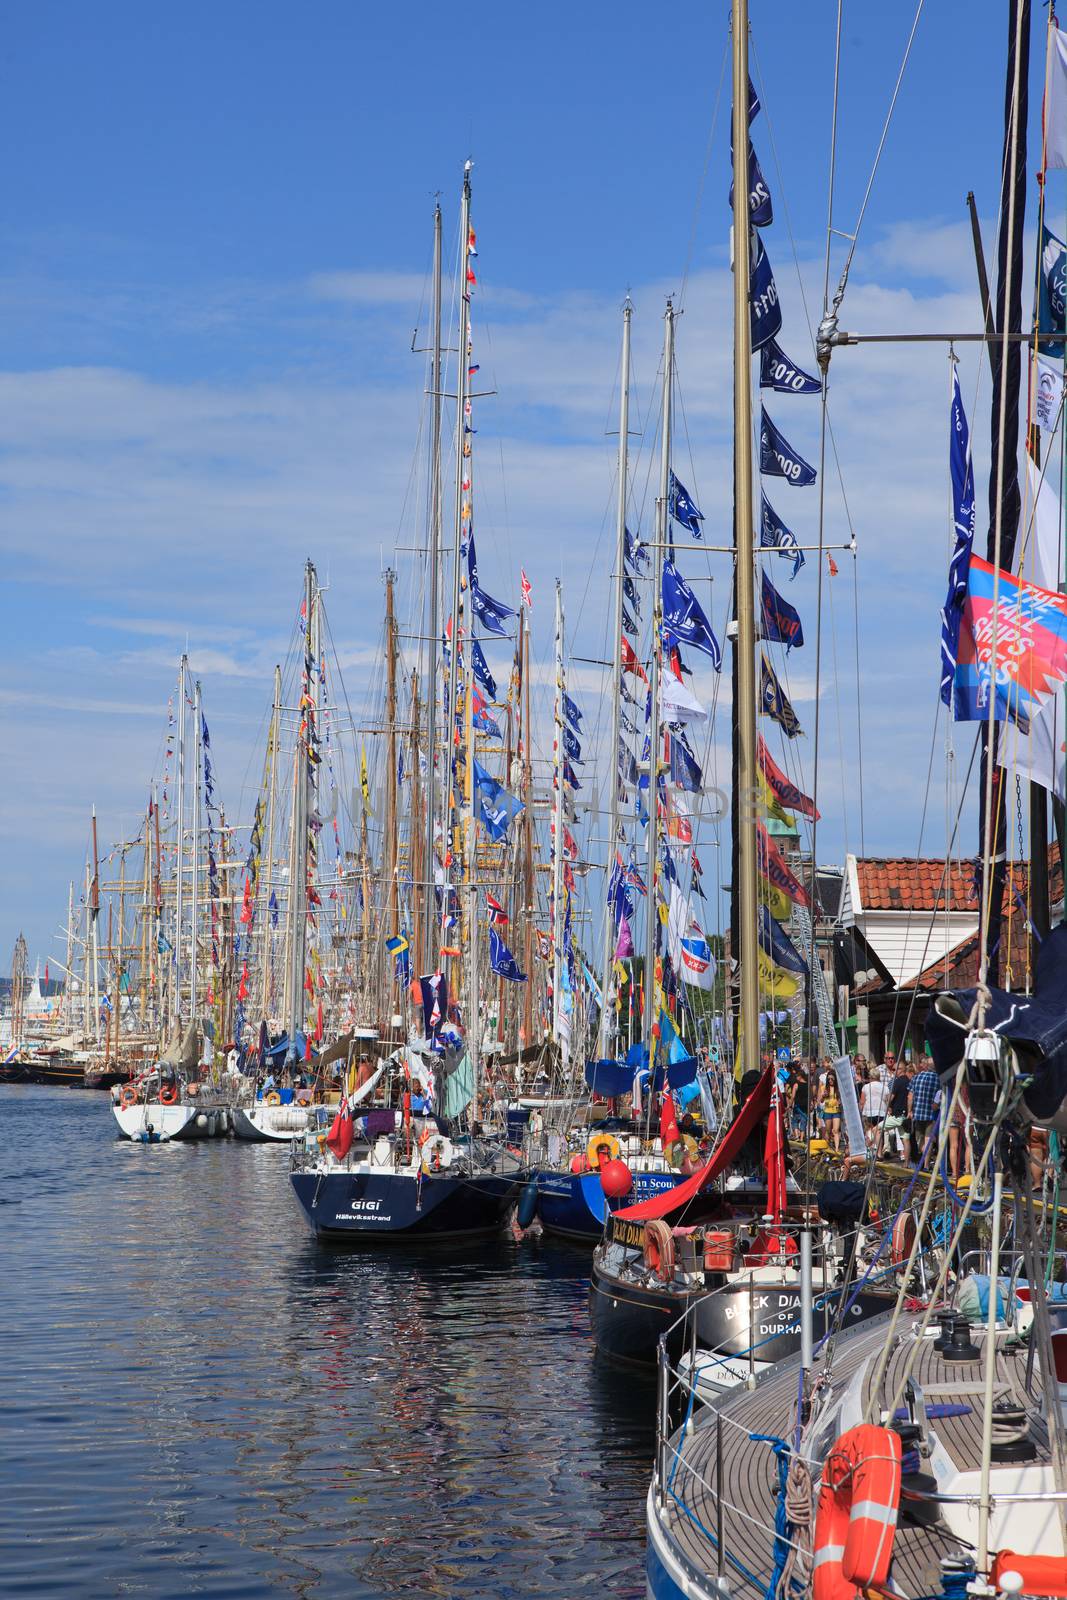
[612,1066,773,1222]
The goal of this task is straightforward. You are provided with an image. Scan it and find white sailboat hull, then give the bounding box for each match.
[112,1101,230,1141]
[231,1104,314,1142]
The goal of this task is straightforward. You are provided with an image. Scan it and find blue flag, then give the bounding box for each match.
[562,759,582,791]
[624,526,647,571]
[939,368,976,706]
[669,471,705,538]
[667,730,702,793]
[623,606,638,635]
[471,637,496,699]
[563,692,583,731]
[750,235,782,352]
[760,337,821,396]
[747,77,761,122]
[471,688,502,738]
[623,574,641,616]
[489,926,526,983]
[467,533,516,638]
[760,491,804,579]
[729,140,772,228]
[760,406,817,486]
[618,737,638,786]
[757,904,808,976]
[563,724,583,764]
[760,653,802,737]
[761,570,804,649]
[477,786,524,842]
[1039,225,1067,359]
[662,559,722,667]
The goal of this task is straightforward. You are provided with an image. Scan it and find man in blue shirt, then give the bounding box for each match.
[908,1067,941,1166]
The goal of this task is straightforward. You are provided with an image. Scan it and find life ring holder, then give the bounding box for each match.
[158,1084,178,1106]
[812,1424,901,1600]
[642,1219,676,1284]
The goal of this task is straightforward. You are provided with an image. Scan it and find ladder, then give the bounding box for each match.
[790,902,839,1054]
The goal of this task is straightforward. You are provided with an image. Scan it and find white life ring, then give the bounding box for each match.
[420,1134,454,1175]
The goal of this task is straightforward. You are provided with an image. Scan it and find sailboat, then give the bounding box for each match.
[289,169,525,1239]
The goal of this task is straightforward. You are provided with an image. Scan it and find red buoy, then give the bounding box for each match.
[599,1158,633,1199]
[569,1154,589,1175]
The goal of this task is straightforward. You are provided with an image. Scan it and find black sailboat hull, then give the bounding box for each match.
[291,1167,522,1242]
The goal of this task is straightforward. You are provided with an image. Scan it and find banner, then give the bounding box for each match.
[953,554,1067,733]
[1039,225,1067,360]
[759,491,804,578]
[760,654,802,737]
[759,337,821,396]
[939,367,977,704]
[730,140,773,228]
[761,570,804,649]
[662,559,722,664]
[1035,353,1065,431]
[749,234,783,352]
[760,406,817,486]
[1048,24,1067,169]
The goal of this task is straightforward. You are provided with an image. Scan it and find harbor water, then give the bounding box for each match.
[0,1087,653,1598]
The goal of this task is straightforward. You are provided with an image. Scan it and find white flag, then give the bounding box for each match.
[1035,353,1065,431]
[1048,25,1067,170]
[659,672,707,725]
[667,882,717,991]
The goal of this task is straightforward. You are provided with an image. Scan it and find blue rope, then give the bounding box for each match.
[749,1433,803,1600]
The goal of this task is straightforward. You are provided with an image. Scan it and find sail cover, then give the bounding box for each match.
[613,1066,773,1221]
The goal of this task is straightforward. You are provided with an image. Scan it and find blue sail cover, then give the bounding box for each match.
[585,1059,635,1097]
[926,924,1067,1120]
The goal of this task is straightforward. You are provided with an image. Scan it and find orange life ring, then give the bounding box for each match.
[642,1220,676,1284]
[891,1212,917,1267]
[119,1086,137,1109]
[991,1553,1067,1597]
[813,1425,901,1600]
[158,1084,178,1106]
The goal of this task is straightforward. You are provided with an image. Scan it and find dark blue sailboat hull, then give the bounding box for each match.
[291,1168,521,1241]
[532,1167,679,1241]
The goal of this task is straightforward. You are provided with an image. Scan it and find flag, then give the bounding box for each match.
[940,367,977,705]
[660,1091,681,1145]
[486,892,508,925]
[660,672,707,725]
[1048,24,1067,168]
[622,606,638,636]
[269,891,279,928]
[759,336,821,396]
[471,688,502,738]
[760,406,816,486]
[520,569,533,609]
[468,535,517,638]
[618,738,638,786]
[749,234,783,352]
[667,882,716,990]
[667,729,702,792]
[665,788,693,843]
[360,744,373,813]
[476,785,523,842]
[662,559,722,665]
[757,823,811,907]
[954,554,1067,733]
[614,913,634,960]
[385,933,410,984]
[761,881,793,923]
[759,491,804,579]
[489,926,526,982]
[669,471,705,538]
[758,768,795,828]
[621,636,648,682]
[758,903,808,976]
[562,758,582,791]
[760,653,801,737]
[562,724,582,763]
[623,573,642,616]
[624,526,647,571]
[827,553,839,577]
[761,570,804,648]
[1039,225,1067,360]
[757,735,819,819]
[563,692,583,730]
[471,638,497,699]
[729,139,773,228]
[1035,352,1065,431]
[756,948,802,1000]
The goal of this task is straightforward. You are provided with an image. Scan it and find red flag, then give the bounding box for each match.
[326,1105,353,1160]
[304,1033,313,1063]
[315,1003,324,1043]
[563,826,578,860]
[44,963,49,984]
[757,736,819,820]
[669,647,684,682]
[520,569,533,609]
[827,553,839,577]
[660,1093,680,1148]
[486,893,508,925]
[621,636,648,682]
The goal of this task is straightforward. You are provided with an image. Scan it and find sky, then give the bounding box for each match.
[0,0,1049,968]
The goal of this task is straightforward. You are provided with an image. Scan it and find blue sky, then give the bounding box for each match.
[0,1,1045,965]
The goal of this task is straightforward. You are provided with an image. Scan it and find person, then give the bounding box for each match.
[883,1060,913,1162]
[908,1064,942,1166]
[819,1068,841,1153]
[860,1065,889,1152]
[948,1089,972,1184]
[790,1067,809,1140]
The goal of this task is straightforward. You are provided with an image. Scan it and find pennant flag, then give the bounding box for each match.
[660,672,708,725]
[756,823,811,907]
[761,570,804,649]
[471,638,497,699]
[563,692,583,731]
[667,882,716,990]
[939,367,977,705]
[758,768,795,829]
[662,559,722,666]
[749,234,783,352]
[471,688,502,738]
[622,606,638,636]
[614,912,635,960]
[618,738,638,786]
[757,735,819,819]
[621,636,648,682]
[759,491,804,579]
[827,553,839,577]
[1035,352,1065,431]
[756,948,802,1000]
[623,573,642,617]
[486,892,508,926]
[759,337,821,396]
[360,744,373,814]
[468,534,517,637]
[563,724,582,763]
[1048,24,1067,169]
[729,139,773,228]
[953,554,1067,733]
[562,758,582,791]
[624,526,647,571]
[667,729,703,793]
[669,471,705,538]
[760,406,817,486]
[747,76,761,122]
[1039,225,1067,359]
[758,903,808,976]
[489,926,527,983]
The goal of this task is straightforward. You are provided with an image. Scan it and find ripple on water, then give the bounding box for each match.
[0,1087,654,1598]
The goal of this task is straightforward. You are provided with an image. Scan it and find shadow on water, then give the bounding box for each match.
[0,1088,653,1598]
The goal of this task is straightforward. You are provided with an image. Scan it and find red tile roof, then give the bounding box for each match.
[855,857,977,914]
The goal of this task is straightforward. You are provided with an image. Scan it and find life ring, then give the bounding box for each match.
[991,1553,1067,1598]
[890,1211,917,1267]
[813,1425,901,1600]
[642,1220,676,1284]
[587,1131,621,1168]
[664,1134,699,1171]
[420,1134,454,1175]
[265,1091,281,1106]
[119,1086,137,1109]
[158,1084,178,1106]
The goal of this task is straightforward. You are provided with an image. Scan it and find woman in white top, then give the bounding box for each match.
[859,1068,889,1151]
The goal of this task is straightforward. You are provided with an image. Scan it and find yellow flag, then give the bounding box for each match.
[360,744,373,814]
[760,878,793,922]
[758,769,795,829]
[757,947,802,1000]
[613,960,629,988]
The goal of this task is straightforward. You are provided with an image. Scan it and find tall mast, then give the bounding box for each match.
[261,664,282,1022]
[152,783,162,1032]
[285,562,315,1042]
[82,863,92,1038]
[598,298,633,1058]
[642,304,674,1057]
[465,632,480,1091]
[384,568,400,949]
[90,805,101,1038]
[552,581,567,1052]
[65,880,74,1033]
[139,805,149,1027]
[175,654,187,1024]
[445,164,473,915]
[424,200,444,970]
[191,679,202,1022]
[410,670,424,979]
[732,0,760,1080]
[521,610,534,1053]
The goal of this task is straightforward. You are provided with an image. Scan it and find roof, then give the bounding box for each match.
[853,857,978,914]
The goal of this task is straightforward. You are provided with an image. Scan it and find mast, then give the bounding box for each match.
[641,304,674,1057]
[65,880,74,1033]
[82,863,92,1038]
[90,806,101,1038]
[445,163,473,929]
[425,200,444,970]
[521,610,534,1053]
[384,568,400,949]
[598,297,633,1058]
[139,805,149,1027]
[261,664,282,1022]
[285,562,315,1043]
[552,581,567,1052]
[175,654,187,1024]
[465,632,481,1094]
[731,0,760,1080]
[152,783,162,1032]
[411,669,424,979]
[191,679,202,1023]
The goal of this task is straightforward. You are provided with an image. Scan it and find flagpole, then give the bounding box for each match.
[285,561,314,1046]
[732,0,760,1083]
[259,664,281,1025]
[425,199,443,971]
[598,297,632,1059]
[191,678,202,1025]
[174,656,186,1026]
[446,162,473,938]
[552,580,567,1056]
[642,301,674,1062]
